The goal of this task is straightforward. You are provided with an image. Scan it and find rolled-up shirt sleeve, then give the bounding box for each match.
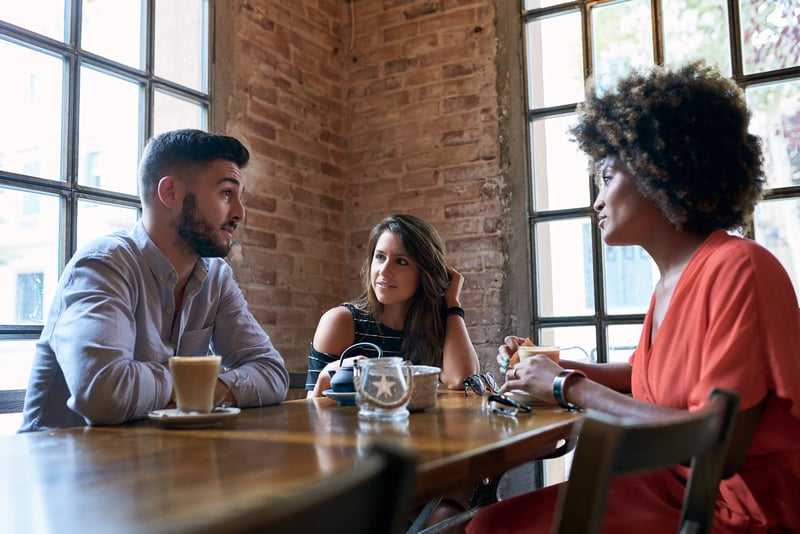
[208,264,289,407]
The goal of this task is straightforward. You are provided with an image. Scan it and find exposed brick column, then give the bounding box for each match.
[216,0,508,378]
[344,0,505,365]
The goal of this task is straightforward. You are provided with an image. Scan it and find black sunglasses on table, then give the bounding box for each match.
[487,393,532,416]
[463,373,499,397]
[464,373,531,416]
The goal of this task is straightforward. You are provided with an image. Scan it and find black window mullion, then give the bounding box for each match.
[651,0,664,65]
[727,0,744,81]
[143,0,155,140]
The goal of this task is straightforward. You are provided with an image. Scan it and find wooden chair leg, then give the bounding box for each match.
[408,497,443,534]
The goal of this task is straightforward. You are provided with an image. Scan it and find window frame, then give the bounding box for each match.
[520,0,800,364]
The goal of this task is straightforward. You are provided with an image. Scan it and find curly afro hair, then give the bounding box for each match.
[569,60,765,233]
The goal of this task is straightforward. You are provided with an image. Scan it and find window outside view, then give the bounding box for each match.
[0,0,209,433]
[525,0,800,370]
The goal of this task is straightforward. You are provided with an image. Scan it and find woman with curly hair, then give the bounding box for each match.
[305,213,479,397]
[468,61,800,532]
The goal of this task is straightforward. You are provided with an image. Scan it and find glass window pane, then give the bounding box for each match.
[0,413,23,436]
[0,39,64,181]
[746,79,800,189]
[524,0,565,10]
[76,200,139,252]
[153,90,206,137]
[607,324,642,363]
[155,0,208,92]
[0,339,37,391]
[740,1,800,75]
[0,338,36,434]
[81,0,144,68]
[536,218,594,317]
[78,67,141,195]
[0,0,66,41]
[530,114,591,211]
[525,11,583,109]
[603,243,657,315]
[754,199,800,306]
[662,0,731,76]
[0,187,62,326]
[591,0,653,92]
[539,326,596,363]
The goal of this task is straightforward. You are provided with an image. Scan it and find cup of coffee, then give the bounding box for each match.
[169,355,222,413]
[517,345,560,363]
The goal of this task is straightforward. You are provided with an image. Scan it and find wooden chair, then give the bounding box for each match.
[194,442,417,534]
[553,388,740,534]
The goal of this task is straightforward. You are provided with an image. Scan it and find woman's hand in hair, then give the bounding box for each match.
[443,265,464,308]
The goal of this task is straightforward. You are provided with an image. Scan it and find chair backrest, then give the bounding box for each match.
[194,442,417,534]
[553,388,740,534]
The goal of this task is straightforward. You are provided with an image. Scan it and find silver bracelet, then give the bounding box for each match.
[553,369,587,411]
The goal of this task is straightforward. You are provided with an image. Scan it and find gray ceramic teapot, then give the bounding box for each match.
[328,341,383,393]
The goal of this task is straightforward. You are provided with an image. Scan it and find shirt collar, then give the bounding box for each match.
[132,221,209,285]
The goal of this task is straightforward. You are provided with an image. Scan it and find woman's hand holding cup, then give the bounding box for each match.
[497,335,531,376]
[517,345,560,364]
[500,352,564,405]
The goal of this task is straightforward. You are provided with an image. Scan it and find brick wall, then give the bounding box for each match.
[215,0,514,378]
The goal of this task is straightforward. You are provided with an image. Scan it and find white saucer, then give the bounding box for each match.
[505,390,548,406]
[147,407,241,428]
[322,389,356,406]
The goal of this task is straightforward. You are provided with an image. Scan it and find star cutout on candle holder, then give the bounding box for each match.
[372,374,396,399]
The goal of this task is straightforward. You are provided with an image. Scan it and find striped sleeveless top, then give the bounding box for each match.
[305,303,404,390]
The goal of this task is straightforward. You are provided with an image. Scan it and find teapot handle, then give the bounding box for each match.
[339,341,383,366]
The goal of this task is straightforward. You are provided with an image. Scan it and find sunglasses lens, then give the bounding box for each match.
[483,373,498,392]
[464,375,486,395]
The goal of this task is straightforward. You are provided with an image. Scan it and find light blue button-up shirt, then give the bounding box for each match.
[20,221,289,432]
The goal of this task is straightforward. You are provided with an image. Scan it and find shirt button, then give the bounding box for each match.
[166,308,173,315]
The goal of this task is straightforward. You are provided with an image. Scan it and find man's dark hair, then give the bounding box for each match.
[137,129,250,204]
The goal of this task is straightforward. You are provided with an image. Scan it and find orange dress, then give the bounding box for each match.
[467,231,800,533]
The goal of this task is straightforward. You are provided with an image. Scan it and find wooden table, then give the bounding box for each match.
[0,391,579,533]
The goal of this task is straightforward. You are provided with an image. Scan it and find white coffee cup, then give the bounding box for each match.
[169,355,222,413]
[517,345,560,363]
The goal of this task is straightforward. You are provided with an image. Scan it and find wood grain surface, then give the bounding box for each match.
[1,390,579,533]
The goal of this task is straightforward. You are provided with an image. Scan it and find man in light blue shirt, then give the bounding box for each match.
[20,129,289,432]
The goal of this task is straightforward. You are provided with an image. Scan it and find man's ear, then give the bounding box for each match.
[156,176,180,209]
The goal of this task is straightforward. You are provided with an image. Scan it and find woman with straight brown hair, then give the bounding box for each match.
[305,213,479,397]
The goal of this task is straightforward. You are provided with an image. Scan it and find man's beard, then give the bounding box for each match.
[175,194,232,257]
